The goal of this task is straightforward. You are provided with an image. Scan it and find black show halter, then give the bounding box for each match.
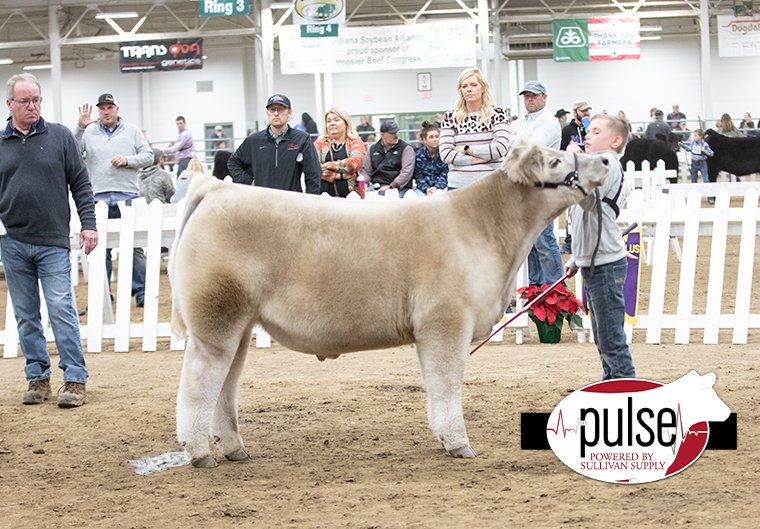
[533,152,588,197]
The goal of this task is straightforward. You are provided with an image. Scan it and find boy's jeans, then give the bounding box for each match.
[1,235,88,384]
[581,257,635,380]
[690,159,709,183]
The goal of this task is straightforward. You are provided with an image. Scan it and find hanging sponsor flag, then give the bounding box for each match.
[119,39,203,73]
[279,22,476,74]
[717,15,760,57]
[293,0,346,25]
[588,17,640,61]
[553,17,639,62]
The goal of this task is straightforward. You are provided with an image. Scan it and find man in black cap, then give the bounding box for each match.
[228,94,320,193]
[74,92,154,307]
[359,119,415,195]
[644,109,671,140]
[555,108,569,127]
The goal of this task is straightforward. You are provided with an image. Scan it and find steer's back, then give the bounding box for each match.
[171,178,503,356]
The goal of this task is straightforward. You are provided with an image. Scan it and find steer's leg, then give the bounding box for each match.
[176,333,238,468]
[212,323,254,462]
[415,328,475,458]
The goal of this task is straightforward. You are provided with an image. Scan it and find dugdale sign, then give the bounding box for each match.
[547,371,730,484]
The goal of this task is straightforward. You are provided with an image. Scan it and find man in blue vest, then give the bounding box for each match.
[359,119,415,196]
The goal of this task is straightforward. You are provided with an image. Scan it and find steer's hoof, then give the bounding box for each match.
[225,448,251,462]
[191,454,218,468]
[448,445,476,458]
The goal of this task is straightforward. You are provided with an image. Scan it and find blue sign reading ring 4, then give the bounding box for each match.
[199,0,249,17]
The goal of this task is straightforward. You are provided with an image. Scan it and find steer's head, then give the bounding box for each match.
[504,135,609,198]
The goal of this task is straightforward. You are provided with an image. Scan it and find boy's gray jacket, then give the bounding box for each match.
[74,118,153,195]
[566,150,627,270]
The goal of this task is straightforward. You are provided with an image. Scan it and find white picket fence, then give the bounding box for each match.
[1,174,758,357]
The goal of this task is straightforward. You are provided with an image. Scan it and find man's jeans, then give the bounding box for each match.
[690,159,709,183]
[0,235,88,384]
[105,203,146,306]
[581,257,635,380]
[528,223,565,286]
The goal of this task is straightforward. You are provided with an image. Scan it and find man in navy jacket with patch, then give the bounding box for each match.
[228,94,321,194]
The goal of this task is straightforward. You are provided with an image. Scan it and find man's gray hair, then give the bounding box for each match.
[6,73,41,100]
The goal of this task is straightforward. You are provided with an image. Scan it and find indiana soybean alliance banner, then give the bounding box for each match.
[553,17,639,62]
[279,22,476,74]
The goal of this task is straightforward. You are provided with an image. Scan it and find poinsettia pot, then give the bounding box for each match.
[530,314,563,343]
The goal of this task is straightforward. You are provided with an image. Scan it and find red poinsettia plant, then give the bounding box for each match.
[516,283,585,330]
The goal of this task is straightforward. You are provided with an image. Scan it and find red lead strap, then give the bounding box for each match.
[469,272,571,356]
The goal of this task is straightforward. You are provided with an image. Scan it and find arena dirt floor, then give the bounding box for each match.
[1,222,759,529]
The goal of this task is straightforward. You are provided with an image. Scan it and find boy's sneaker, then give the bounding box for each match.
[57,382,87,408]
[22,378,53,405]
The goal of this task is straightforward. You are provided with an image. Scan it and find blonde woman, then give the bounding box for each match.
[438,67,510,189]
[312,107,366,197]
[171,158,205,203]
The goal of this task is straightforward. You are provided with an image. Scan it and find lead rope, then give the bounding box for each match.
[470,273,570,356]
[589,188,602,276]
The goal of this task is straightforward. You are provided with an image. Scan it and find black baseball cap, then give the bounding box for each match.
[266,94,291,109]
[380,119,399,134]
[96,93,117,107]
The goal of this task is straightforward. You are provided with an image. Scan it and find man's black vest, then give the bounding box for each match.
[369,139,412,189]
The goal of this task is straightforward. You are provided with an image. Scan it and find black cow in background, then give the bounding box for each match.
[703,129,760,182]
[621,132,681,183]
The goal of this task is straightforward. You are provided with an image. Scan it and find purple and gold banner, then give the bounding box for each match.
[623,230,642,324]
[580,229,641,324]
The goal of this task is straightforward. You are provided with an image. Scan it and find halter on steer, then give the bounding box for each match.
[533,152,588,197]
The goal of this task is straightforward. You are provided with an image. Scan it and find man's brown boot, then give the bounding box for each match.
[22,378,54,405]
[57,382,87,408]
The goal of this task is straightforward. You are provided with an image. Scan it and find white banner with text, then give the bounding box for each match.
[279,22,476,74]
[718,15,760,57]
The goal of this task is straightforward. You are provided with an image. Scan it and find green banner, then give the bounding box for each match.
[199,0,249,17]
[553,19,589,62]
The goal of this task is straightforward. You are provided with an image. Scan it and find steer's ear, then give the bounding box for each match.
[504,134,544,186]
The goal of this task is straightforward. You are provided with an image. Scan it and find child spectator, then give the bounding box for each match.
[680,128,714,184]
[565,114,635,380]
[413,121,448,195]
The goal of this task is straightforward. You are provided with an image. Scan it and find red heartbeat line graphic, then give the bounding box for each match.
[546,409,579,437]
[546,404,709,445]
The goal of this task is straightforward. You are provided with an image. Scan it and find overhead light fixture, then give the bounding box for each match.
[640,36,662,41]
[0,59,13,65]
[95,12,139,19]
[23,64,53,70]
[640,25,663,32]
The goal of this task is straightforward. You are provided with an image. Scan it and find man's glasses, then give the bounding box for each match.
[10,97,43,106]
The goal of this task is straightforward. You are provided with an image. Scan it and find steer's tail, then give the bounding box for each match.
[169,174,225,340]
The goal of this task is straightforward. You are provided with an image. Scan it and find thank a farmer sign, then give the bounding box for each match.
[553,17,640,62]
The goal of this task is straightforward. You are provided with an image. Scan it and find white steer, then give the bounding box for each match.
[170,136,610,468]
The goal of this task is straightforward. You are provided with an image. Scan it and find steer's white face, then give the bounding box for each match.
[504,135,609,196]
